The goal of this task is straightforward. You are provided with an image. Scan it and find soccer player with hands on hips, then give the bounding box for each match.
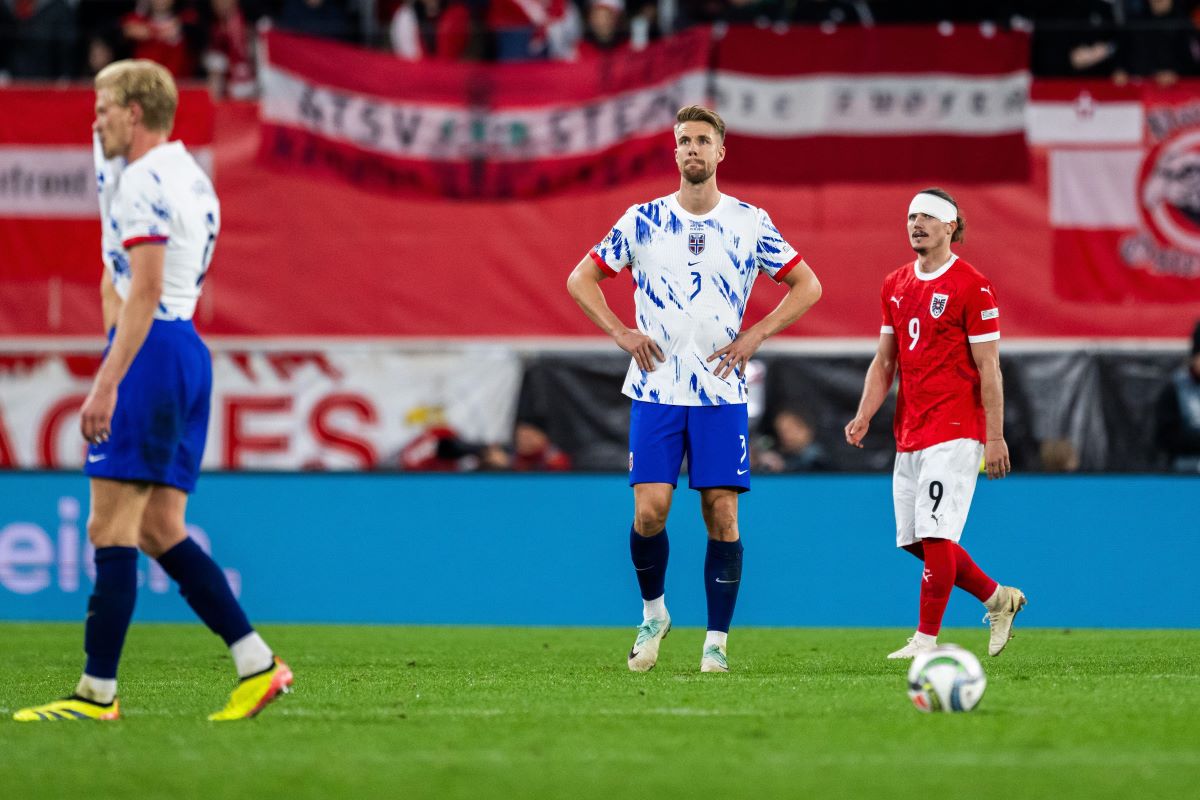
[14,60,291,722]
[568,105,822,673]
[844,189,1026,660]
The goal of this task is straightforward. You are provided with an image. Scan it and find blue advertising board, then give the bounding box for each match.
[0,472,1195,627]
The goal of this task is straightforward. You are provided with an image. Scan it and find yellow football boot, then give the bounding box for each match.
[208,658,293,721]
[13,696,120,722]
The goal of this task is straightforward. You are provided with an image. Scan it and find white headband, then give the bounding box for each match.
[908,193,958,223]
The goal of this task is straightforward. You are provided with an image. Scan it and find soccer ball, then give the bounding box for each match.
[906,645,987,713]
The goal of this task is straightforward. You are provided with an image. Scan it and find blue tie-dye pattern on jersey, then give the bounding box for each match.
[589,194,799,406]
[108,250,131,277]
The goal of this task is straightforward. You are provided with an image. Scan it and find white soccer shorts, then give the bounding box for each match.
[892,437,985,547]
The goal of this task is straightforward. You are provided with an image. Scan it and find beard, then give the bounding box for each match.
[681,162,714,184]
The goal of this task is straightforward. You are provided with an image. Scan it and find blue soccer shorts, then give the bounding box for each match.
[84,319,212,494]
[628,400,751,492]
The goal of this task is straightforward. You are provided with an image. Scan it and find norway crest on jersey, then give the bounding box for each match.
[929,293,950,319]
[688,232,705,255]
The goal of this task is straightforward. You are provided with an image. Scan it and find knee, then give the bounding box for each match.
[703,497,739,542]
[634,502,670,536]
[138,512,186,559]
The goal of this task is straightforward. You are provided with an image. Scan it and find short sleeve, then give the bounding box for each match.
[880,278,896,335]
[116,168,170,249]
[754,208,802,283]
[965,280,1000,343]
[589,207,637,276]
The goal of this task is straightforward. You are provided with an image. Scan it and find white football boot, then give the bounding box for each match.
[984,585,1027,656]
[628,614,671,672]
[887,635,938,660]
[700,643,728,673]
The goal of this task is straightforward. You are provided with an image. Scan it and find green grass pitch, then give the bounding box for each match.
[1,624,1197,800]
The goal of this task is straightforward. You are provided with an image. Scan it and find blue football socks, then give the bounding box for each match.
[704,538,744,633]
[156,537,253,646]
[83,546,139,680]
[630,525,669,602]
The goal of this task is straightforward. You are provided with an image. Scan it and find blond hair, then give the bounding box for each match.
[95,59,178,133]
[918,187,966,243]
[676,105,726,141]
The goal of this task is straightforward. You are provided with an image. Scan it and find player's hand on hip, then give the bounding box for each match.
[984,438,1011,479]
[615,329,666,372]
[707,330,763,380]
[844,417,869,448]
[80,382,117,444]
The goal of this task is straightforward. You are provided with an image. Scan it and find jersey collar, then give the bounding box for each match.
[668,192,726,220]
[913,253,958,282]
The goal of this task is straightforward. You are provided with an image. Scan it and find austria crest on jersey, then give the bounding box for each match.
[930,293,950,319]
[688,232,705,255]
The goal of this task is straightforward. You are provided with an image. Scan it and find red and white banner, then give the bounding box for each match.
[712,25,1031,183]
[0,346,520,470]
[0,88,214,333]
[258,29,710,199]
[1033,81,1200,303]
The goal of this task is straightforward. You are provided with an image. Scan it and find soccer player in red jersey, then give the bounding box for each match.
[844,189,1027,659]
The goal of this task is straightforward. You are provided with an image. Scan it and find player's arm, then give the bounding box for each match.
[708,260,821,380]
[80,243,165,444]
[100,271,122,333]
[844,332,898,448]
[971,338,1010,479]
[566,254,664,372]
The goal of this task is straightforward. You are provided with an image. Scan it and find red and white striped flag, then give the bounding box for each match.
[258,29,710,199]
[712,25,1031,183]
[0,88,213,334]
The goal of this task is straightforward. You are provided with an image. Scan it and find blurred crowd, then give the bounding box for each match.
[4,0,1200,92]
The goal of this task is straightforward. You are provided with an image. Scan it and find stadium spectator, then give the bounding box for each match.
[489,0,574,60]
[275,0,357,42]
[203,0,255,98]
[1039,438,1081,472]
[1028,0,1122,78]
[574,0,628,58]
[86,31,121,75]
[1154,320,1200,473]
[121,0,201,78]
[786,0,874,26]
[398,406,508,471]
[0,0,77,79]
[386,0,472,60]
[757,408,831,472]
[510,420,572,471]
[567,104,823,674]
[844,188,1026,661]
[1118,0,1199,84]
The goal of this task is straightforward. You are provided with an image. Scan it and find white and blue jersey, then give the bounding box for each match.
[590,192,801,407]
[86,139,218,493]
[98,139,219,320]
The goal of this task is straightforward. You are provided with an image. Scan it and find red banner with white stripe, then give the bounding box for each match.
[1032,80,1200,303]
[712,25,1031,184]
[258,29,710,199]
[0,88,214,332]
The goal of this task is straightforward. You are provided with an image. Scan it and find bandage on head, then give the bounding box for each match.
[908,193,957,223]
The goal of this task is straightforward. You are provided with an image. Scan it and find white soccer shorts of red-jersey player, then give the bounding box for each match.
[880,254,1000,546]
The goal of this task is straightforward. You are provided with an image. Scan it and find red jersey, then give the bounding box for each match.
[879,255,1001,452]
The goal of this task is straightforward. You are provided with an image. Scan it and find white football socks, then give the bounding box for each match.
[704,630,728,650]
[230,631,274,678]
[75,674,117,705]
[642,594,667,622]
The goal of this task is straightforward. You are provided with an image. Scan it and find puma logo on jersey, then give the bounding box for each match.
[980,287,993,296]
[890,296,902,308]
